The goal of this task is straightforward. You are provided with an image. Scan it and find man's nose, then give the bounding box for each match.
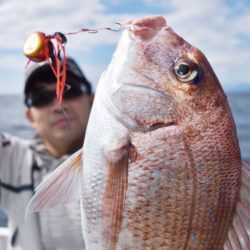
[50,98,68,113]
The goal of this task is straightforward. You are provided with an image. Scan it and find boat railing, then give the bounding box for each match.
[0,227,9,250]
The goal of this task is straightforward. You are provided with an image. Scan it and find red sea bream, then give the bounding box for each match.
[27,16,250,250]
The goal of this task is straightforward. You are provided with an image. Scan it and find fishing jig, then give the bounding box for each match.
[22,23,122,106]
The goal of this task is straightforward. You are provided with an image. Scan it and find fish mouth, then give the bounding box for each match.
[146,120,177,131]
[107,83,177,132]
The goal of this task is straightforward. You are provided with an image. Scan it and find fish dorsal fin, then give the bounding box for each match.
[224,161,250,249]
[26,149,82,215]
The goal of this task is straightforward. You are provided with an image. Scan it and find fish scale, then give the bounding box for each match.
[27,15,250,250]
[117,128,194,249]
[183,118,241,249]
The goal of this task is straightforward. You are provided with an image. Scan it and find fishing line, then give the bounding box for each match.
[23,23,122,128]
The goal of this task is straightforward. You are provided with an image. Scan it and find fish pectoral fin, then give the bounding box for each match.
[26,149,82,215]
[102,139,129,249]
[224,161,250,250]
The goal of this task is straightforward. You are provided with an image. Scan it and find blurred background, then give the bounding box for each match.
[0,0,250,228]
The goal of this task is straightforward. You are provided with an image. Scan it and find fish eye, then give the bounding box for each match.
[174,59,201,84]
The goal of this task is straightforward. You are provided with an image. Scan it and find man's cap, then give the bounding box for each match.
[24,57,92,97]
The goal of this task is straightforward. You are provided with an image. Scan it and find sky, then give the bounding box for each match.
[0,0,250,94]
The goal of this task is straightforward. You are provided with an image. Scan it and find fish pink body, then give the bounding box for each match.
[28,16,250,250]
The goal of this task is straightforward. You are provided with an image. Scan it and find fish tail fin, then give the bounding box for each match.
[26,149,82,216]
[224,161,250,249]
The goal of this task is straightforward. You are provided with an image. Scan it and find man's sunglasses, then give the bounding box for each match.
[25,85,87,107]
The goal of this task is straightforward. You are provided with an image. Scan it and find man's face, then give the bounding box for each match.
[26,83,93,155]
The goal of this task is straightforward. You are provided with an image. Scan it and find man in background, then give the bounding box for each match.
[0,57,94,250]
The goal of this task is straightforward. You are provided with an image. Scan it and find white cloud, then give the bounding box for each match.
[150,0,250,86]
[0,0,105,48]
[0,54,24,69]
[0,0,250,94]
[0,0,135,50]
[81,63,106,90]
